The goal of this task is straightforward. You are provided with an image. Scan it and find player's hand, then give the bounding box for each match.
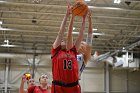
[87,9,92,20]
[66,4,72,17]
[22,74,26,82]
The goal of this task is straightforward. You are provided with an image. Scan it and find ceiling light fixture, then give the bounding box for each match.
[72,32,104,35]
[0,27,12,30]
[73,28,97,31]
[0,21,2,24]
[0,44,17,47]
[0,21,14,31]
[85,0,91,1]
[32,0,42,4]
[0,25,13,31]
[0,1,6,3]
[88,6,122,10]
[73,27,76,30]
[0,40,19,47]
[93,28,98,31]
[114,0,121,4]
[93,32,104,35]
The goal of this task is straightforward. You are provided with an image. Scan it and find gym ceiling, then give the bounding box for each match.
[0,0,140,55]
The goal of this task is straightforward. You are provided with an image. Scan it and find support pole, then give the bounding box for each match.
[4,59,9,93]
[104,63,110,93]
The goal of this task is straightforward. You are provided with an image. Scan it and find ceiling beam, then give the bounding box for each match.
[0,1,140,12]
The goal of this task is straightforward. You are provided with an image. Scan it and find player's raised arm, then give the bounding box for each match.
[66,13,75,50]
[19,75,26,93]
[53,5,71,49]
[84,10,93,64]
[74,11,87,50]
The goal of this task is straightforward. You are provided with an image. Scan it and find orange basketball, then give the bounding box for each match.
[72,1,88,16]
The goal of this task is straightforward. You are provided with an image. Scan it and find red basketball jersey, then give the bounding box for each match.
[51,45,79,83]
[28,86,48,93]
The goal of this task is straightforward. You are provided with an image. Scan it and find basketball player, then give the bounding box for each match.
[19,74,35,93]
[28,74,51,93]
[51,5,87,93]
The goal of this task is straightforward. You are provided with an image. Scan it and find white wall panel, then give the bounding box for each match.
[128,70,140,93]
[110,69,140,93]
[110,69,127,92]
[81,68,104,92]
